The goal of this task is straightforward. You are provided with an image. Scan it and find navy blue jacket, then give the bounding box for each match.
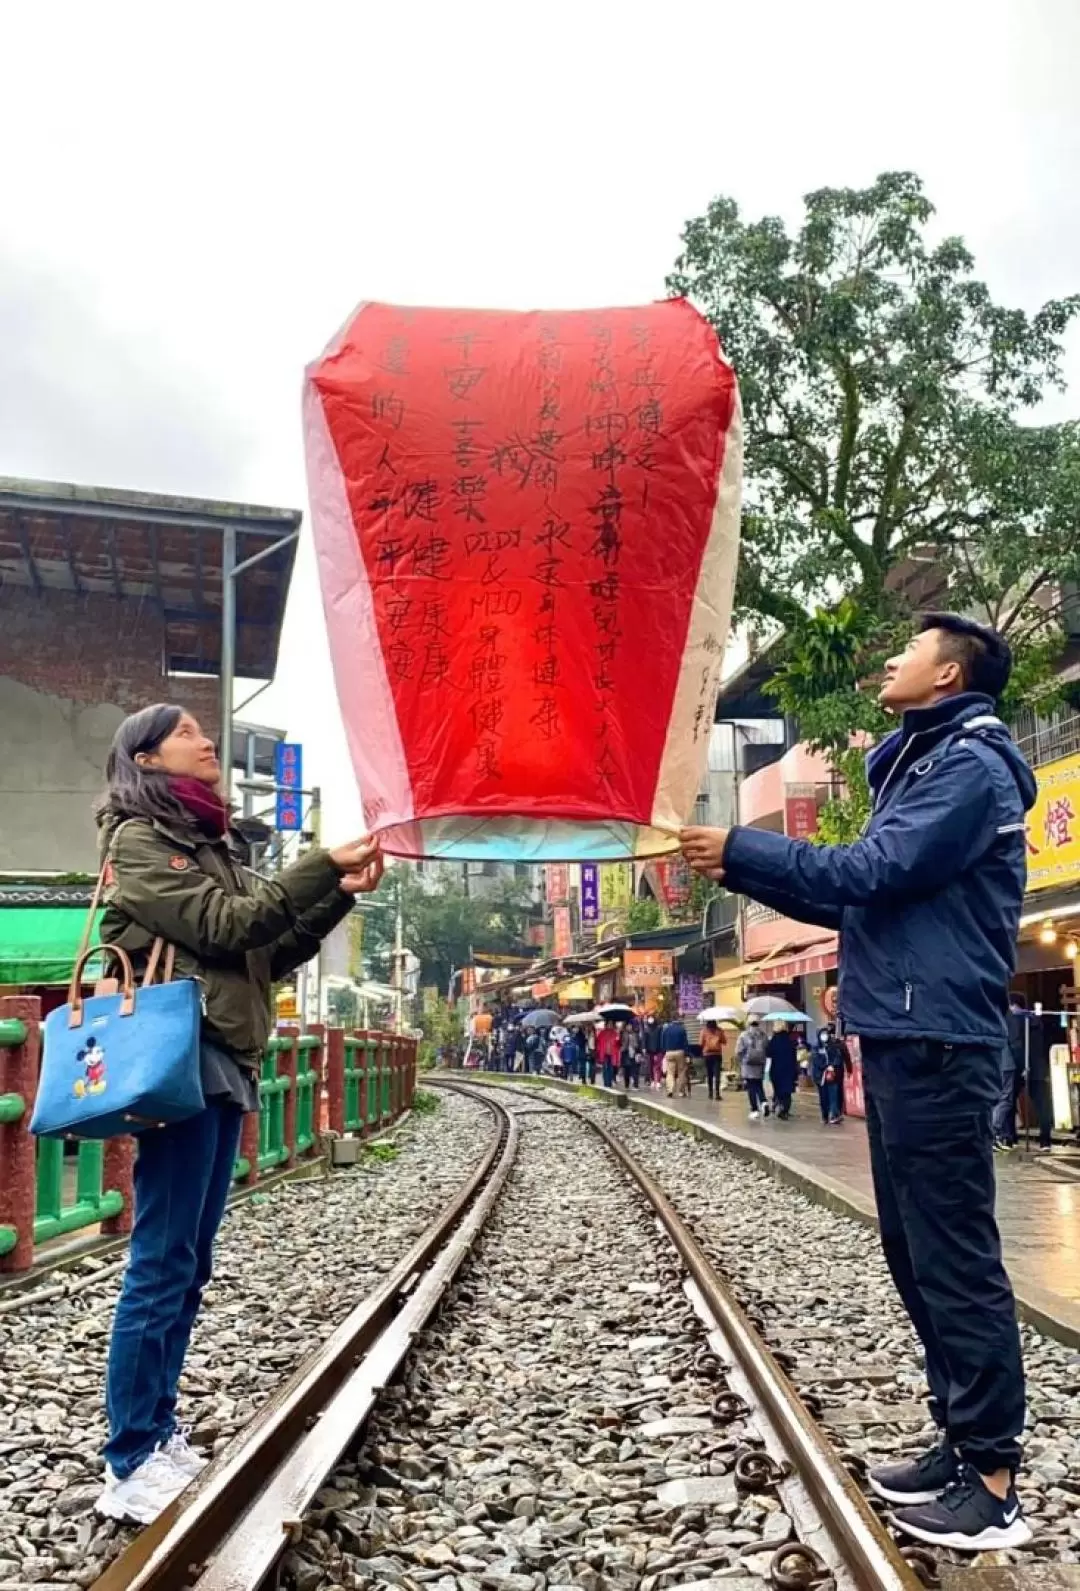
[722,694,1036,1046]
[661,1020,689,1052]
[766,1032,798,1094]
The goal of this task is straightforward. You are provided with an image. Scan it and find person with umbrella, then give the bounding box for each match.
[700,1020,726,1100]
[735,1016,768,1120]
[765,1022,798,1120]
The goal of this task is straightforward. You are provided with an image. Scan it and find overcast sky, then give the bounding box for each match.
[2,0,1078,840]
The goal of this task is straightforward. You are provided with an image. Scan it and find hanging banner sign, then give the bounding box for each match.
[599,863,634,913]
[1027,752,1080,893]
[305,299,741,863]
[678,974,704,1015]
[552,906,573,959]
[545,863,570,906]
[623,949,674,988]
[274,743,303,832]
[784,783,819,842]
[580,863,600,925]
[652,856,693,910]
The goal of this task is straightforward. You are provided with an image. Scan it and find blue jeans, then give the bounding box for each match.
[818,1079,841,1121]
[104,1102,244,1477]
[745,1077,765,1112]
[602,1059,616,1089]
[993,1063,1017,1144]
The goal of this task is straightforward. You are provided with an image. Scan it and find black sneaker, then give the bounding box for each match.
[891,1465,1032,1552]
[868,1439,958,1505]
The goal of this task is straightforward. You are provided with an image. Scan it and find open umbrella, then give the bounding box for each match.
[595,1003,636,1022]
[564,1011,597,1026]
[744,994,800,1017]
[753,1008,814,1025]
[522,1008,558,1029]
[697,1005,743,1025]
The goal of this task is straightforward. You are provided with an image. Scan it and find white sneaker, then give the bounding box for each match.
[748,1110,761,1122]
[95,1449,190,1525]
[160,1429,207,1479]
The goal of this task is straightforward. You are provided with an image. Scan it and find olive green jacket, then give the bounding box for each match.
[98,815,353,1063]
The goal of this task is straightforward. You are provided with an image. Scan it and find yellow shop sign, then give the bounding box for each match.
[1028,752,1080,893]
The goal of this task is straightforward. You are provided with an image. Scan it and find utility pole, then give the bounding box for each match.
[219,526,237,793]
[393,871,405,1034]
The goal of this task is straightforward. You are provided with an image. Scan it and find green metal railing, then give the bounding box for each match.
[294,1035,319,1156]
[34,1138,124,1245]
[1,1009,415,1273]
[0,1018,28,1258]
[258,1039,291,1172]
[368,1035,381,1131]
[343,1034,368,1133]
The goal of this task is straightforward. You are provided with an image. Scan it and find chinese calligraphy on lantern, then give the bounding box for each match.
[307,297,739,858]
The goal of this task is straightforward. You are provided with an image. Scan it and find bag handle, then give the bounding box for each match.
[68,945,136,1028]
[142,938,176,988]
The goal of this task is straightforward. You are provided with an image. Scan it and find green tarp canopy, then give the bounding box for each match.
[0,908,102,986]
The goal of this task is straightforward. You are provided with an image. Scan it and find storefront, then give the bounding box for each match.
[1011,744,1080,1132]
[0,885,100,1015]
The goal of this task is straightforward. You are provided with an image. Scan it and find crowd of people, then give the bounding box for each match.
[464,1004,855,1127]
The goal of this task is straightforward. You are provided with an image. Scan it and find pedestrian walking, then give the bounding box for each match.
[735,1018,768,1118]
[994,1006,1020,1151]
[583,1028,597,1086]
[812,1028,843,1125]
[766,1024,798,1119]
[93,705,383,1525]
[1011,997,1053,1151]
[661,1014,690,1098]
[596,1018,621,1089]
[639,1012,661,1087]
[682,613,1034,1550]
[701,1020,725,1100]
[619,1021,640,1088]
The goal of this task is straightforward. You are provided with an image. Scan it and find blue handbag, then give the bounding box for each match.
[31,936,205,1140]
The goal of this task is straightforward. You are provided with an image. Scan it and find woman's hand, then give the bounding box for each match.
[331,836,384,895]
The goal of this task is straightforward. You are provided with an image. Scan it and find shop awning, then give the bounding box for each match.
[0,907,101,985]
[702,938,837,991]
[757,940,838,985]
[702,943,801,989]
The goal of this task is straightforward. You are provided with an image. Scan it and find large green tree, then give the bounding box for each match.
[669,171,1080,836]
[667,171,1080,638]
[361,865,536,995]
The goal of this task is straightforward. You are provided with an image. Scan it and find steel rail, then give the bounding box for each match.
[92,1085,517,1591]
[467,1079,923,1591]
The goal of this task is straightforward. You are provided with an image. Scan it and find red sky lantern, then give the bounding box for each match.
[304,298,741,861]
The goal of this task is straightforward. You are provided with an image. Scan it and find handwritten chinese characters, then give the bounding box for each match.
[307,299,739,856]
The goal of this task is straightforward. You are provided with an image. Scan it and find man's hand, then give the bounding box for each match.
[680,826,729,880]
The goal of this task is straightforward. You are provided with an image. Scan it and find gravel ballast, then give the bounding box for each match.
[286,1099,817,1591]
[575,1090,1080,1568]
[0,1089,493,1588]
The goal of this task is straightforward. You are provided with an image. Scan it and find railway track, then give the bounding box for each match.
[90,1079,1068,1591]
[91,1085,517,1591]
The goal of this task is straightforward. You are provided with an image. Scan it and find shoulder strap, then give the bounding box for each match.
[78,820,175,992]
[73,819,135,971]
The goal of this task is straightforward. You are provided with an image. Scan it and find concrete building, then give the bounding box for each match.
[0,477,300,873]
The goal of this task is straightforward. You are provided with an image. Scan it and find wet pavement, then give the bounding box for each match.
[612,1077,1080,1342]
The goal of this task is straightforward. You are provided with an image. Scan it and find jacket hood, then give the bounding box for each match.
[866,693,1036,813]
